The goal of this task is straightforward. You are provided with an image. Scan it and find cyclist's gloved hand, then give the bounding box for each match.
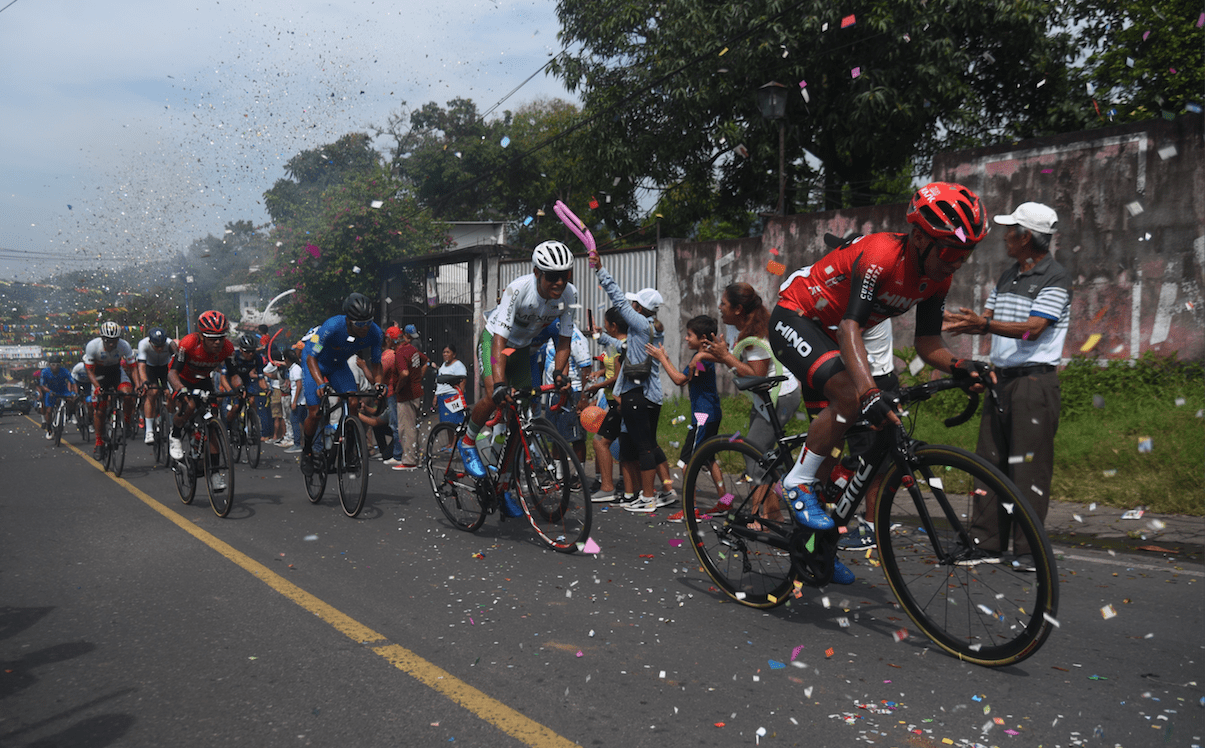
[136,383,147,396]
[317,382,332,397]
[374,382,387,398]
[492,383,513,404]
[552,370,570,391]
[859,387,897,428]
[950,358,990,383]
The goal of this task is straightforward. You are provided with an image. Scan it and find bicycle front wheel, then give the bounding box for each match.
[175,453,197,504]
[245,409,262,468]
[425,423,486,532]
[52,401,66,447]
[204,419,235,518]
[108,408,126,476]
[336,417,368,517]
[77,402,91,444]
[512,422,591,553]
[874,443,1059,667]
[681,437,796,608]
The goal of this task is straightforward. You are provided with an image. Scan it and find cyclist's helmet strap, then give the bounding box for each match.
[99,321,120,339]
[342,292,373,322]
[532,240,573,271]
[197,310,228,336]
[906,182,987,245]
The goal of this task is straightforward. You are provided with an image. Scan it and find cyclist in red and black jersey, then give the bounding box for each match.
[763,182,990,543]
[167,310,234,460]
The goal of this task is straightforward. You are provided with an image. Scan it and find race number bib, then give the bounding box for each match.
[444,393,465,413]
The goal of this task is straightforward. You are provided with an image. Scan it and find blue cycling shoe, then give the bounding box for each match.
[783,483,835,531]
[831,559,856,585]
[457,438,487,479]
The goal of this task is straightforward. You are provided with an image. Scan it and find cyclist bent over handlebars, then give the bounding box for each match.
[752,182,992,584]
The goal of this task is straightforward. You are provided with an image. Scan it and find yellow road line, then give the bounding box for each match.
[51,426,577,748]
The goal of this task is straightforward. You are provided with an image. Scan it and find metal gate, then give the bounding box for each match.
[399,302,477,403]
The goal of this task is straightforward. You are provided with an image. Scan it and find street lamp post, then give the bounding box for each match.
[756,81,789,215]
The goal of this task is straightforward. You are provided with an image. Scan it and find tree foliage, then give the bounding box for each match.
[1073,0,1205,123]
[265,161,450,327]
[376,97,635,249]
[552,0,1093,220]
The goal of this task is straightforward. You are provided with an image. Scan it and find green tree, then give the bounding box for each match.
[1073,0,1205,123]
[552,0,1092,218]
[264,133,379,226]
[266,163,450,327]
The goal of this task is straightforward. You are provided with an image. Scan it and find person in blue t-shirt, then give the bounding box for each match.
[38,356,76,438]
[646,314,726,522]
[298,293,387,476]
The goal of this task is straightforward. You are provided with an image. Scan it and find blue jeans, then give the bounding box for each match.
[386,394,402,458]
[290,404,305,447]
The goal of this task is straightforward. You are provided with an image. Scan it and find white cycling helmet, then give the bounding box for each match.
[99,321,121,339]
[532,240,573,272]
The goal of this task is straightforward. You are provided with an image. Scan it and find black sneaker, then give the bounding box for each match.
[588,477,602,494]
[837,522,877,550]
[300,452,315,476]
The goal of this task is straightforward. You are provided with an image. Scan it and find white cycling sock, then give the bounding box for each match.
[784,447,826,489]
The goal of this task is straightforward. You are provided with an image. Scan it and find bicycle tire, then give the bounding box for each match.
[204,419,235,518]
[512,422,591,553]
[157,400,173,467]
[874,443,1059,667]
[52,400,65,447]
[111,405,128,477]
[425,423,486,532]
[681,437,797,608]
[336,417,368,517]
[304,452,327,503]
[245,408,262,468]
[174,451,197,505]
[77,401,91,444]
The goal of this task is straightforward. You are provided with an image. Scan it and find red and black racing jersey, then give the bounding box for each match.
[172,333,235,386]
[777,232,949,339]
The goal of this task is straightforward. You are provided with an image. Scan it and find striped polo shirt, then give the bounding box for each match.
[985,254,1072,367]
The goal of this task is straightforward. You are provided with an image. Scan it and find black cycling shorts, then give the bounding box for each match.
[768,306,845,402]
[144,364,169,388]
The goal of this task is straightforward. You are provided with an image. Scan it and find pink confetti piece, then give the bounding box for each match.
[696,362,705,373]
[718,493,735,506]
[668,539,683,548]
[469,617,475,625]
[582,537,601,554]
[1143,30,1150,40]
[694,412,709,425]
[791,644,804,660]
[850,67,861,79]
[1198,12,1204,26]
[799,80,807,88]
[576,650,584,657]
[840,14,855,27]
[728,432,741,442]
[954,226,967,242]
[1041,168,1053,173]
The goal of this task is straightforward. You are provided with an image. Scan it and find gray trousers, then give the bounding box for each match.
[971,368,1060,556]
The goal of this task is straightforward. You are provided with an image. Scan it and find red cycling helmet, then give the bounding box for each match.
[906,182,987,245]
[197,310,228,337]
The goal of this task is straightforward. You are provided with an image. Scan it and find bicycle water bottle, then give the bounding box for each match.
[476,431,495,465]
[323,423,336,452]
[823,456,859,502]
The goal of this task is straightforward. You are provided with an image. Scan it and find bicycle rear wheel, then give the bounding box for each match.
[874,444,1058,667]
[77,401,91,444]
[681,437,797,608]
[512,422,591,553]
[336,417,368,517]
[174,453,197,504]
[204,419,235,517]
[304,452,327,503]
[156,400,172,466]
[245,408,262,468]
[425,423,486,532]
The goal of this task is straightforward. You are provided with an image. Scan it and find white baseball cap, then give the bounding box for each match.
[993,202,1058,234]
[625,288,663,313]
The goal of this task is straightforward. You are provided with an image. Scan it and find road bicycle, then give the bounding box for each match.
[136,385,173,467]
[423,383,592,553]
[680,373,1059,667]
[172,389,238,518]
[74,391,93,445]
[93,388,132,477]
[302,389,375,518]
[227,388,262,468]
[46,392,76,448]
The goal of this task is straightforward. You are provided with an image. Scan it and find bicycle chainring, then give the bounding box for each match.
[790,528,840,588]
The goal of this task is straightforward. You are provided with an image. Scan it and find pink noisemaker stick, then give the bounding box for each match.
[553,200,598,260]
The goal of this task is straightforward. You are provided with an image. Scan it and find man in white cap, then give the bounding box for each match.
[943,201,1070,572]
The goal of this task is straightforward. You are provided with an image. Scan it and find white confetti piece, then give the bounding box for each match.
[908,356,925,376]
[1101,604,1117,619]
[370,200,383,209]
[804,686,814,697]
[1043,612,1060,628]
[303,534,318,541]
[1125,201,1144,216]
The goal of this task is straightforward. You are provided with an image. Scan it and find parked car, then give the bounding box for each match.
[0,383,33,415]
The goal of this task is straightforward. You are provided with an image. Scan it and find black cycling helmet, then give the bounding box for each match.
[49,355,63,365]
[238,332,258,352]
[342,292,374,322]
[148,327,168,347]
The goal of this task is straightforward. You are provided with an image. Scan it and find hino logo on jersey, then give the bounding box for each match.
[774,321,812,358]
[877,292,920,311]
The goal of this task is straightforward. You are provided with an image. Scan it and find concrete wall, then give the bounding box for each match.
[665,115,1204,386]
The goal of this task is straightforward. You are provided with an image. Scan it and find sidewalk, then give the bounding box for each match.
[1043,498,1204,564]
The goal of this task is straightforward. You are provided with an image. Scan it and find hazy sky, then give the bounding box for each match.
[0,0,573,281]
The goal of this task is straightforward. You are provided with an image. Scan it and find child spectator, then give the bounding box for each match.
[585,307,628,502]
[646,314,726,522]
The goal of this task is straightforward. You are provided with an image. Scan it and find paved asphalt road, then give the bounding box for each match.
[1,414,1202,747]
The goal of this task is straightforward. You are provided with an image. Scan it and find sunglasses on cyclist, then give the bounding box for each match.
[541,269,572,284]
[349,319,371,329]
[201,333,226,341]
[934,242,974,264]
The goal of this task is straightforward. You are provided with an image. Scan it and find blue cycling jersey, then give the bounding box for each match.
[302,315,383,374]
[40,366,73,394]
